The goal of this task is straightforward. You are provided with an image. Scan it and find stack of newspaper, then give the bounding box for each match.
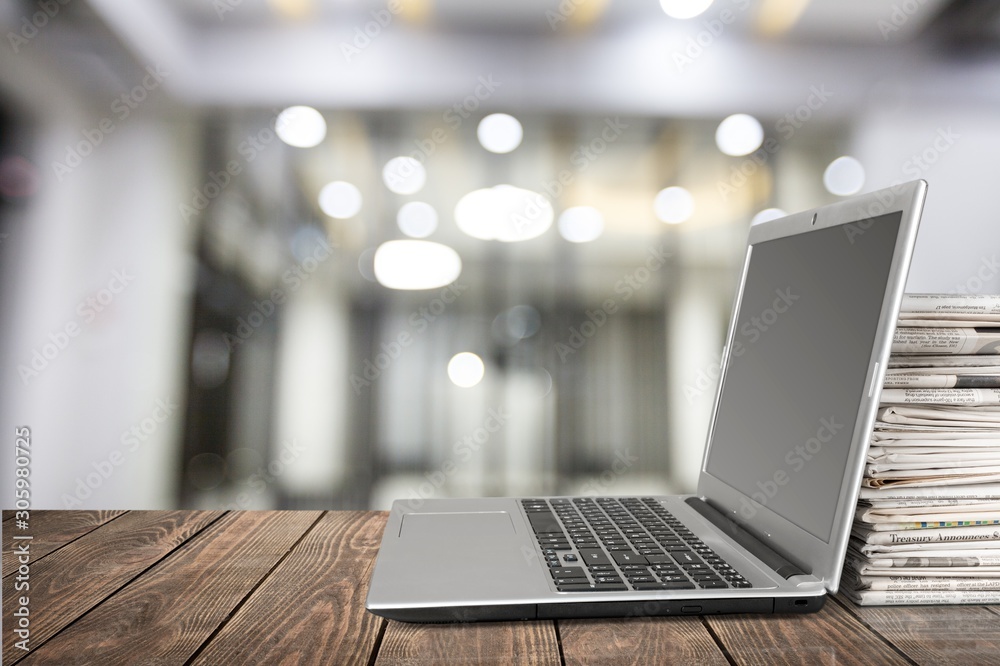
[843,293,1000,606]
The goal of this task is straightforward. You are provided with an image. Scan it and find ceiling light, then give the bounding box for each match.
[454,185,553,242]
[373,240,462,290]
[447,352,485,388]
[477,114,523,154]
[751,208,787,225]
[823,157,865,196]
[659,0,714,19]
[275,106,326,148]
[653,186,694,224]
[397,201,438,238]
[318,181,362,219]
[382,156,426,195]
[557,206,604,243]
[715,114,764,157]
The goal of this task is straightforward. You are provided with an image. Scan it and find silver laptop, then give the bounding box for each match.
[366,180,927,622]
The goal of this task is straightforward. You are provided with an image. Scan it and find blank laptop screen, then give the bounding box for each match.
[705,212,902,542]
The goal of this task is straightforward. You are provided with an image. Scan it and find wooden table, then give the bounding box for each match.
[4,510,1000,665]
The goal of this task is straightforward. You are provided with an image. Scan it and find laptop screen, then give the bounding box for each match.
[704,211,902,542]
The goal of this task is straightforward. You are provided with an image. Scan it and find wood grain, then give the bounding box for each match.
[706,598,910,666]
[559,616,729,666]
[835,595,1000,665]
[376,620,561,666]
[189,511,387,666]
[3,510,127,578]
[19,511,320,666]
[2,510,222,665]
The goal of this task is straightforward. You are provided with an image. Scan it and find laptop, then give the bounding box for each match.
[366,179,927,622]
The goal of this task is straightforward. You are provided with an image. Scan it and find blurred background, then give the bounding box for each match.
[1,0,999,510]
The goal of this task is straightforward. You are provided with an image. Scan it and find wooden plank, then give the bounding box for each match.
[20,511,320,666]
[2,510,222,665]
[835,595,1000,665]
[3,510,127,578]
[377,620,561,666]
[559,616,729,665]
[189,511,387,666]
[706,598,910,665]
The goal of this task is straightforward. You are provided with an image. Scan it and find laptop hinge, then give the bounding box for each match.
[685,497,806,579]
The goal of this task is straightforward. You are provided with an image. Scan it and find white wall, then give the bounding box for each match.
[0,62,197,508]
[853,105,1000,295]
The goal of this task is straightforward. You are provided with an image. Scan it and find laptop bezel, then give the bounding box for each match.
[696,179,927,593]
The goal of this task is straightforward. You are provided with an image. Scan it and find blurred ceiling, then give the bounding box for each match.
[77,0,1000,118]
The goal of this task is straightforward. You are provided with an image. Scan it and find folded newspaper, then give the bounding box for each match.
[843,294,1000,605]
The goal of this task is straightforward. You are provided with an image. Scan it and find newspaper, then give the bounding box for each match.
[883,373,1000,388]
[856,503,1000,519]
[845,574,1000,592]
[845,588,1000,605]
[852,524,1000,545]
[868,447,1000,460]
[900,294,1000,315]
[889,354,1000,368]
[877,405,1000,428]
[855,509,1000,525]
[892,327,1000,354]
[880,388,1000,405]
[861,519,1000,531]
[858,484,1000,501]
[866,462,1000,476]
[862,473,1000,489]
[854,540,1000,556]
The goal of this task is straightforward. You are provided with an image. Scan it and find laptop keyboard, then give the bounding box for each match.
[522,497,752,592]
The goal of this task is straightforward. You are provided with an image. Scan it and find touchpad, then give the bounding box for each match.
[400,511,515,540]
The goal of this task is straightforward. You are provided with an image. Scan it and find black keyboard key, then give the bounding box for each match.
[557,583,627,592]
[588,564,615,572]
[699,580,729,589]
[578,548,611,565]
[528,512,562,533]
[626,575,655,584]
[550,567,587,579]
[671,551,702,566]
[633,581,696,590]
[612,551,648,566]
